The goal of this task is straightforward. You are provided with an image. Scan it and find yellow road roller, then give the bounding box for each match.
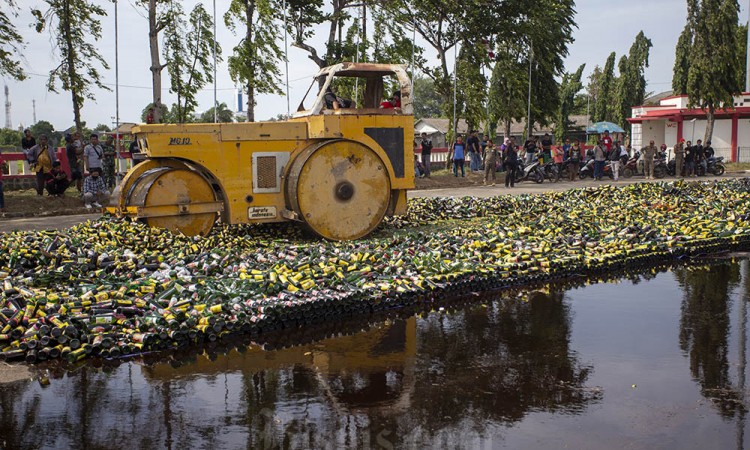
[108,63,415,240]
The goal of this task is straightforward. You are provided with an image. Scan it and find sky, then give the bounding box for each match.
[3,0,742,131]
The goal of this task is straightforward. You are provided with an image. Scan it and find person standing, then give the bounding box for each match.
[601,130,613,153]
[102,135,117,189]
[642,140,658,180]
[451,136,466,177]
[553,143,565,181]
[568,140,581,181]
[21,129,36,153]
[674,139,685,177]
[704,140,715,159]
[694,139,706,175]
[26,135,57,196]
[593,140,606,180]
[523,136,538,165]
[419,132,432,178]
[483,141,498,186]
[504,138,518,188]
[65,133,82,192]
[82,167,110,209]
[541,133,553,165]
[467,130,482,172]
[609,140,621,181]
[84,134,104,174]
[45,161,70,196]
[684,140,695,177]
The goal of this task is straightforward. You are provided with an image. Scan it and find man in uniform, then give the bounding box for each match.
[642,140,658,180]
[419,132,432,178]
[674,139,685,177]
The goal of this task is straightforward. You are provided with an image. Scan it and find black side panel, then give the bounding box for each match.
[364,127,405,178]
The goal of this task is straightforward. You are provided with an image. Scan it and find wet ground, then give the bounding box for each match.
[2,258,750,449]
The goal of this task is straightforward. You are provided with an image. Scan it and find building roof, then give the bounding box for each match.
[643,91,674,106]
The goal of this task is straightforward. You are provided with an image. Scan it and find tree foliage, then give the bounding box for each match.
[33,0,110,133]
[614,31,652,129]
[163,3,221,124]
[198,103,235,123]
[0,1,24,80]
[594,52,616,123]
[413,76,443,119]
[685,0,742,142]
[672,25,691,95]
[0,127,21,146]
[487,41,528,138]
[556,64,585,142]
[456,40,487,132]
[225,0,284,122]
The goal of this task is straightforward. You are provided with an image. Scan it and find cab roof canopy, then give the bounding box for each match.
[315,62,406,79]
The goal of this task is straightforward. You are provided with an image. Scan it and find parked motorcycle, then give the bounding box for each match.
[514,157,544,184]
[622,151,641,178]
[579,158,614,180]
[695,156,726,176]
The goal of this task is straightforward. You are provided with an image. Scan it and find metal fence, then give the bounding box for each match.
[736,147,750,163]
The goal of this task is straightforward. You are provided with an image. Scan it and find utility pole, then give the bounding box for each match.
[526,42,533,140]
[213,0,218,123]
[4,85,10,130]
[32,100,36,125]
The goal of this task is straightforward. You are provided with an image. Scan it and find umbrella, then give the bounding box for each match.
[586,121,625,134]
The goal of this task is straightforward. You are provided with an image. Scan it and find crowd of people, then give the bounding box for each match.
[9,129,118,210]
[417,129,721,187]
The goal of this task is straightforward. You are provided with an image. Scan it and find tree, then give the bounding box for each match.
[93,124,111,133]
[455,40,487,132]
[32,0,110,133]
[163,3,221,124]
[413,76,443,119]
[556,64,585,142]
[686,0,742,143]
[0,1,25,80]
[29,120,62,147]
[672,25,691,95]
[487,41,527,138]
[614,32,652,129]
[225,0,284,123]
[139,0,174,124]
[0,128,21,146]
[198,103,234,123]
[141,102,170,123]
[594,52,616,123]
[673,0,699,96]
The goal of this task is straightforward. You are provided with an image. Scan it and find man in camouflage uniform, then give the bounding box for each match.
[102,136,117,189]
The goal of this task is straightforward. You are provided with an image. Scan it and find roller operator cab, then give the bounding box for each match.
[108,63,415,240]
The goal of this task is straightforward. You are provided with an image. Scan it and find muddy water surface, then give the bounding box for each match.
[1,260,749,449]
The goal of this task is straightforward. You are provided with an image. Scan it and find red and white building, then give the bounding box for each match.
[629,93,750,161]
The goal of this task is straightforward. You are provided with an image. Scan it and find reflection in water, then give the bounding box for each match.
[8,261,750,448]
[676,261,743,418]
[0,286,595,449]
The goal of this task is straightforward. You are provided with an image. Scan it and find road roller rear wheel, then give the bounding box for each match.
[286,140,391,241]
[127,168,219,237]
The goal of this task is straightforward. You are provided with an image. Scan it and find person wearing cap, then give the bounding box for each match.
[642,140,658,180]
[82,167,110,209]
[674,139,686,177]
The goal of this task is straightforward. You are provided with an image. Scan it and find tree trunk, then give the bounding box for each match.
[246,0,255,122]
[149,0,165,123]
[504,119,511,139]
[704,104,715,143]
[62,1,81,132]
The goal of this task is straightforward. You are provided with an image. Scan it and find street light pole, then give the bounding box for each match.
[746,0,750,92]
[114,0,120,178]
[526,41,533,140]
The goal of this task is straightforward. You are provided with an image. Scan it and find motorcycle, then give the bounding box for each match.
[579,158,613,180]
[622,151,641,178]
[513,157,544,184]
[695,156,726,176]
